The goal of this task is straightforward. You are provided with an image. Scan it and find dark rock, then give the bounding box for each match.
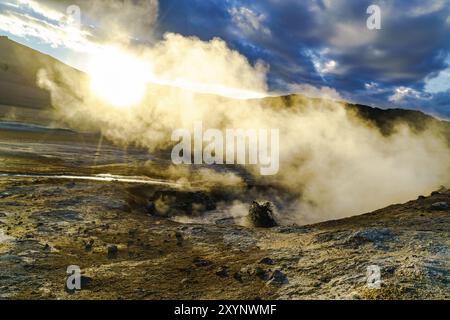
[259,257,274,265]
[35,210,81,222]
[215,217,236,226]
[253,267,269,280]
[346,228,394,246]
[107,244,118,259]
[4,201,20,206]
[175,231,183,246]
[65,275,93,294]
[215,266,229,277]
[144,202,156,215]
[267,270,289,286]
[84,239,94,251]
[431,202,450,211]
[80,275,93,288]
[247,201,278,228]
[0,192,12,198]
[193,257,212,267]
[233,272,243,282]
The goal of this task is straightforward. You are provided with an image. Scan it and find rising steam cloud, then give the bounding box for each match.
[38,0,450,224]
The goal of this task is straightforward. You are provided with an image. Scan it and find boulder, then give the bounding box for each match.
[215,266,229,277]
[259,257,274,265]
[266,270,288,286]
[193,257,212,267]
[253,266,269,280]
[431,202,450,211]
[346,228,395,247]
[107,244,118,259]
[233,271,243,282]
[247,201,278,228]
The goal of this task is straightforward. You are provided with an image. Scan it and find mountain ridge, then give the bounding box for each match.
[0,36,449,140]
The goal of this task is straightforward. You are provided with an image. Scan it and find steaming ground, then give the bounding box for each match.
[1,33,450,299]
[2,34,449,224]
[38,69,450,224]
[0,110,449,299]
[0,119,449,299]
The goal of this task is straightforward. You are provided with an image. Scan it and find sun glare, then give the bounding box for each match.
[88,47,151,108]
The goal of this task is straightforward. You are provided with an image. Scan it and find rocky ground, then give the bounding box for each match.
[0,175,448,300]
[0,121,448,300]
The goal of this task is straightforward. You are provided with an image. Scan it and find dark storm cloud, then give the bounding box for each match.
[3,0,449,117]
[157,0,450,118]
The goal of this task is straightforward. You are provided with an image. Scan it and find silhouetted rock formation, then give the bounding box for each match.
[247,201,278,228]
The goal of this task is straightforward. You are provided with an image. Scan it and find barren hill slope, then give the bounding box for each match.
[1,36,449,137]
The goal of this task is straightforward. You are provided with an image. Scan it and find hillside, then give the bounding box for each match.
[1,36,449,137]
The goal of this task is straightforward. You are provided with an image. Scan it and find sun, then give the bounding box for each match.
[88,47,151,108]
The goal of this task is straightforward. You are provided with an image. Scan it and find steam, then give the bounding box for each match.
[37,1,450,225]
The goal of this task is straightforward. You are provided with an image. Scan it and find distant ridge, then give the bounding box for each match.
[0,36,80,109]
[0,37,449,141]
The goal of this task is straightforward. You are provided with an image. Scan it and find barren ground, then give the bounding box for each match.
[0,120,448,300]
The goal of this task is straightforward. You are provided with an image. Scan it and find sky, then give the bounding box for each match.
[0,0,449,118]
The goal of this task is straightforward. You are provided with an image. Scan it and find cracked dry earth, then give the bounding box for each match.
[0,175,448,300]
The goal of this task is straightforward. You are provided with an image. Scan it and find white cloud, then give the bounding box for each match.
[408,0,446,17]
[306,49,339,76]
[16,0,65,21]
[0,10,95,52]
[229,7,271,37]
[424,54,450,93]
[389,86,421,102]
[365,82,378,90]
[425,70,450,93]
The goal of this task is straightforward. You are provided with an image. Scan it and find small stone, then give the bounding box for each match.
[215,266,229,277]
[193,257,212,267]
[431,202,450,211]
[175,231,183,246]
[259,257,274,265]
[347,228,394,246]
[233,272,243,282]
[84,239,94,251]
[107,244,118,258]
[0,192,11,199]
[266,270,288,286]
[145,202,157,215]
[253,267,269,280]
[80,275,93,288]
[65,275,93,294]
